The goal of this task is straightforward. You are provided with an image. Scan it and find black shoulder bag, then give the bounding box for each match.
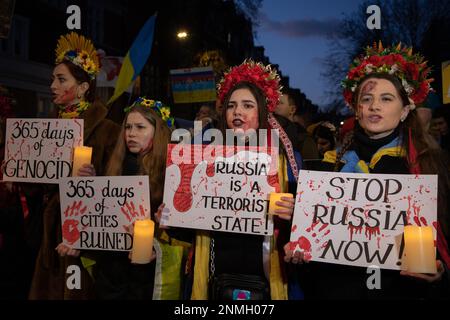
[209,238,270,300]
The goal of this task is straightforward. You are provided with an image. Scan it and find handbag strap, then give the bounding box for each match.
[209,237,215,280]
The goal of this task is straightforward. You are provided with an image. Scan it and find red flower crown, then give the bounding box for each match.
[217,60,282,112]
[342,42,433,109]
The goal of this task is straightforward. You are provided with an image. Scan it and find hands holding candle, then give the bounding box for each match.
[130,219,156,264]
[72,146,93,177]
[268,193,295,221]
[400,225,445,282]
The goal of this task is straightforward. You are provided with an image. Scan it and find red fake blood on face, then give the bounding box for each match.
[173,163,195,212]
[291,224,297,233]
[62,219,80,245]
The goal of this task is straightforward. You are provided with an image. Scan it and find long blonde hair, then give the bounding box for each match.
[106,106,171,213]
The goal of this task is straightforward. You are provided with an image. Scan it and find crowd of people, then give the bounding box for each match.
[1,32,449,300]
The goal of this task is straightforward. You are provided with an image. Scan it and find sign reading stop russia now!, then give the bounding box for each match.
[162,144,280,235]
[2,119,83,183]
[59,176,151,251]
[289,170,438,270]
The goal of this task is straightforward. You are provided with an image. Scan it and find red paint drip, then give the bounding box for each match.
[365,226,380,241]
[348,224,363,241]
[291,225,297,233]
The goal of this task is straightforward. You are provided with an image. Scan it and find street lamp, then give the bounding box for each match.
[177,31,188,39]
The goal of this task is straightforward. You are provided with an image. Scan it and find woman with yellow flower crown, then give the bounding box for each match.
[284,42,450,299]
[29,32,120,299]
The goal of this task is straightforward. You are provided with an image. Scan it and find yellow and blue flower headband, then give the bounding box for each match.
[124,97,175,128]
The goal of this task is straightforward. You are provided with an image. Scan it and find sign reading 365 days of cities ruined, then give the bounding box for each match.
[2,118,83,183]
[289,170,438,270]
[162,144,279,235]
[59,176,151,251]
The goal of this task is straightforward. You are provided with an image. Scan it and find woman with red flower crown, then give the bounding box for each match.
[284,42,450,299]
[184,60,303,300]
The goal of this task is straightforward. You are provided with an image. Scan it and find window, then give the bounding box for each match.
[0,15,29,59]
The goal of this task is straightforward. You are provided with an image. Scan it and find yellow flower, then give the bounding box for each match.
[160,107,171,120]
[79,50,89,60]
[141,99,153,108]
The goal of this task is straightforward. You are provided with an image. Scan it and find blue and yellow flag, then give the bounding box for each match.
[443,61,450,105]
[170,67,216,104]
[107,14,156,105]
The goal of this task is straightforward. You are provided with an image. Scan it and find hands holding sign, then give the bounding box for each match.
[56,163,97,258]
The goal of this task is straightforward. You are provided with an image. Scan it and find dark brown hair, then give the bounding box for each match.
[218,81,268,135]
[59,60,96,102]
[106,106,171,212]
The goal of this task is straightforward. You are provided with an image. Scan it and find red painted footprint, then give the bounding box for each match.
[173,163,196,212]
[62,201,87,245]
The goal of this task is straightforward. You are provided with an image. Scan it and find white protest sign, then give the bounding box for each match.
[289,170,438,270]
[3,118,83,183]
[162,144,280,235]
[59,176,151,251]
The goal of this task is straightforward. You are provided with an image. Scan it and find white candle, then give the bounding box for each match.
[72,146,92,177]
[404,225,436,274]
[268,193,293,215]
[131,219,155,264]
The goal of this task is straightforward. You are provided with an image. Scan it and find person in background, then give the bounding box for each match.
[312,121,336,159]
[275,87,319,160]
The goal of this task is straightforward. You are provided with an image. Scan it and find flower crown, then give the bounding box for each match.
[55,32,100,80]
[342,42,433,110]
[124,97,175,128]
[217,59,282,112]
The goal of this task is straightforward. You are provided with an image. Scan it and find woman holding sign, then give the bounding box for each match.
[29,32,120,300]
[58,97,186,299]
[285,43,450,299]
[186,60,301,300]
[91,97,182,299]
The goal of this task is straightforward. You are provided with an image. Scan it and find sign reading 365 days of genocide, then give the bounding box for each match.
[162,144,280,235]
[2,118,84,183]
[289,170,438,270]
[59,176,151,251]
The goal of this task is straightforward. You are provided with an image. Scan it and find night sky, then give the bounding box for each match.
[256,0,364,109]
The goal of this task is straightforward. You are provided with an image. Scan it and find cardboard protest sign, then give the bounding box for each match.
[3,119,83,183]
[162,144,280,235]
[289,170,438,270]
[59,176,151,251]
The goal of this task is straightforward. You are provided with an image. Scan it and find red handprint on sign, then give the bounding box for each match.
[120,201,146,221]
[62,201,87,245]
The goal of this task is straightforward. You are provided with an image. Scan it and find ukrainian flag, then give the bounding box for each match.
[108,14,156,105]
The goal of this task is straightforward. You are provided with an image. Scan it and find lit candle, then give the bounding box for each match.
[72,146,92,177]
[131,219,155,264]
[404,225,436,274]
[268,193,293,215]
